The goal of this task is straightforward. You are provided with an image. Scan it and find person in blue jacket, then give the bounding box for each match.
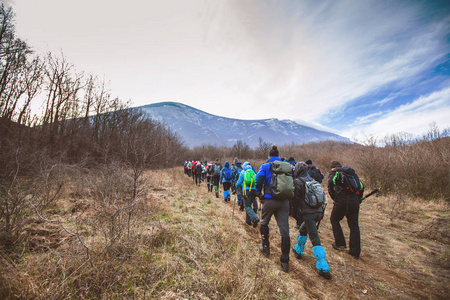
[220,161,233,202]
[235,162,259,227]
[255,145,291,273]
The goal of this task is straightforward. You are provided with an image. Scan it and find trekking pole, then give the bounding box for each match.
[232,193,237,220]
[360,187,382,203]
[316,203,327,231]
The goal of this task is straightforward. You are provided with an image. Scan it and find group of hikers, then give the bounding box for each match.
[183,145,364,280]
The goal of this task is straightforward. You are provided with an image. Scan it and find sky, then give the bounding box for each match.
[5,0,450,142]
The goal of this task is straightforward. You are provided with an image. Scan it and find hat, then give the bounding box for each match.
[305,159,312,165]
[330,160,342,169]
[287,157,295,162]
[269,145,279,157]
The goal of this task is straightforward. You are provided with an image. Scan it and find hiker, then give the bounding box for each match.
[194,161,202,186]
[286,157,297,166]
[206,161,214,192]
[230,157,238,194]
[255,145,291,273]
[235,162,259,227]
[234,161,244,210]
[183,161,189,175]
[306,159,324,183]
[187,161,192,177]
[212,159,222,198]
[292,162,332,279]
[220,161,233,203]
[327,161,363,259]
[201,162,206,181]
[191,161,197,182]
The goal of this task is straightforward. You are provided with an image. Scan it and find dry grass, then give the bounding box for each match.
[0,167,448,299]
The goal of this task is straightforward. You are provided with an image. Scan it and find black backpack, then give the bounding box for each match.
[207,164,213,175]
[307,165,324,183]
[333,166,363,193]
[195,164,202,174]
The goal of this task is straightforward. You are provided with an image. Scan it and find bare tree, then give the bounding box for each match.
[0,4,33,121]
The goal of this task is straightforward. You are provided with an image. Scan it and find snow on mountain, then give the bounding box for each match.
[137,102,351,148]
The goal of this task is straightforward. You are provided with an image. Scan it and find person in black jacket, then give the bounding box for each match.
[305,159,324,183]
[292,162,331,279]
[327,160,361,259]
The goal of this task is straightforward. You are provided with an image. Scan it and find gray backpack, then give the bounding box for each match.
[299,177,326,208]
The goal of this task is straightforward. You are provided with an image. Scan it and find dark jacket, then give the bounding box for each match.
[327,169,359,202]
[294,162,323,215]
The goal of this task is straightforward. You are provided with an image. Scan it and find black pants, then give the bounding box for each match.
[299,212,322,246]
[330,198,360,257]
[195,174,201,185]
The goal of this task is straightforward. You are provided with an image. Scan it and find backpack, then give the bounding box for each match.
[243,169,256,189]
[299,177,326,208]
[333,166,363,193]
[268,161,294,200]
[207,164,213,175]
[195,163,202,174]
[223,168,232,181]
[214,164,221,175]
[307,165,324,183]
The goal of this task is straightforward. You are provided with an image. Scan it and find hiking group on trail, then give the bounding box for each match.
[183,145,366,279]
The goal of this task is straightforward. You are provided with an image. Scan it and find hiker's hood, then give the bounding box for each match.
[224,161,230,168]
[294,162,308,178]
[243,162,251,170]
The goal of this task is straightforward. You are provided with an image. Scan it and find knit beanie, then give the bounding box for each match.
[269,145,279,157]
[305,159,312,165]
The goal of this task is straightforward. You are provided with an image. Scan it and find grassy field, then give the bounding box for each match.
[1,167,448,299]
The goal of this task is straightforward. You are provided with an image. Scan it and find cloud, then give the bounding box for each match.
[10,0,450,142]
[342,86,450,141]
[197,1,447,126]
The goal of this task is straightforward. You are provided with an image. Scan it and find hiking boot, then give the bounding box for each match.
[319,270,332,280]
[332,243,346,250]
[239,206,244,211]
[215,192,219,198]
[246,221,252,226]
[292,246,302,259]
[252,218,259,228]
[258,244,270,257]
[348,252,360,259]
[280,261,289,273]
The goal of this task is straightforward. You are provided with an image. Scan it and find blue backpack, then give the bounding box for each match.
[223,168,232,181]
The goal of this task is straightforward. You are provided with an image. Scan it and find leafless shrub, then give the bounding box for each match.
[85,164,146,255]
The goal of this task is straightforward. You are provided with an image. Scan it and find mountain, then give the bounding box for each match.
[137,102,351,148]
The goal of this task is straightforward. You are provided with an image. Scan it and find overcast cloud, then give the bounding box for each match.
[8,0,450,141]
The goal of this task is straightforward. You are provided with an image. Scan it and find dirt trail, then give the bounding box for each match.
[177,170,449,300]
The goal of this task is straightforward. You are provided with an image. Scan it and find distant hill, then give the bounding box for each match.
[137,102,351,148]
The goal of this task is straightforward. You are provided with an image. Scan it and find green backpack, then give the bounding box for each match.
[269,161,294,200]
[243,169,256,195]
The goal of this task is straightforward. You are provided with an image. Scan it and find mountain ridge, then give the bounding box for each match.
[136,102,351,148]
